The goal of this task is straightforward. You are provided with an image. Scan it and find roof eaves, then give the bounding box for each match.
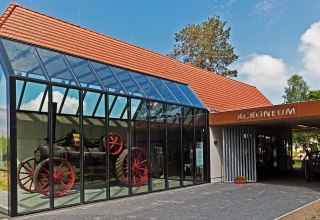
[0,3,19,28]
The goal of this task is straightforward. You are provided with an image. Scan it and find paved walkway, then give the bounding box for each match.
[1,171,320,220]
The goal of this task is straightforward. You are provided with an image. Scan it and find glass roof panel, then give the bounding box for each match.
[2,39,47,80]
[147,76,177,103]
[112,67,146,97]
[131,71,163,101]
[163,80,192,106]
[36,48,78,85]
[90,61,127,94]
[65,55,103,89]
[2,39,205,109]
[176,84,204,108]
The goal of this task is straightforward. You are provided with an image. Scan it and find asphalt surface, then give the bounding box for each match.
[1,171,320,220]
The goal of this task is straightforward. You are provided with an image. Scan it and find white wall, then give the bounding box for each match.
[210,126,223,182]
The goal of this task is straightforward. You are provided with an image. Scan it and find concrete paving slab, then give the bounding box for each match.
[9,179,320,220]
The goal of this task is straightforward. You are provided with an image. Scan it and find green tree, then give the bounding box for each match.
[307,89,320,100]
[282,74,309,103]
[168,16,238,77]
[283,74,320,152]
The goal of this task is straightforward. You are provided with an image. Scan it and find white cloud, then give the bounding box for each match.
[0,128,6,136]
[238,54,288,104]
[0,108,6,120]
[299,21,320,88]
[20,91,87,114]
[0,109,7,136]
[253,0,277,14]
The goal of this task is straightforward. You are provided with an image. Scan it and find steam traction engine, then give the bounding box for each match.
[17,130,148,197]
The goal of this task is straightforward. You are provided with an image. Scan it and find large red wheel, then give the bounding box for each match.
[116,147,148,186]
[17,157,37,193]
[34,158,75,197]
[104,132,124,155]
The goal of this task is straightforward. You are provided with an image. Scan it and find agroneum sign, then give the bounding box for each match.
[237,106,296,120]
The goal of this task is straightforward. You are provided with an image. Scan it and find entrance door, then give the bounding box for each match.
[257,135,278,175]
[256,135,292,176]
[223,127,256,182]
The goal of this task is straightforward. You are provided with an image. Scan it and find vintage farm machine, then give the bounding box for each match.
[17,130,148,197]
[303,150,320,182]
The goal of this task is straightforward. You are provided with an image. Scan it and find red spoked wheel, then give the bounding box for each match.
[116,147,148,186]
[17,157,37,193]
[34,158,75,197]
[104,132,124,155]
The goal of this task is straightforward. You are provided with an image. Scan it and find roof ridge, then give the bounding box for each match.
[0,3,19,28]
[12,3,258,90]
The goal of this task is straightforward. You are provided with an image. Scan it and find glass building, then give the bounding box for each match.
[0,38,209,216]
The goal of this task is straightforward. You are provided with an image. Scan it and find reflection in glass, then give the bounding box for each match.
[0,63,8,213]
[37,48,77,85]
[182,107,194,185]
[195,109,206,183]
[90,62,127,94]
[2,39,47,80]
[131,99,149,194]
[109,96,127,119]
[83,92,100,116]
[16,81,50,213]
[150,102,166,191]
[148,76,177,103]
[19,82,47,112]
[54,113,81,207]
[163,80,191,106]
[65,56,102,89]
[112,67,146,97]
[131,72,163,101]
[167,104,182,188]
[60,89,79,115]
[177,84,204,108]
[1,39,205,109]
[83,92,106,202]
[109,95,129,198]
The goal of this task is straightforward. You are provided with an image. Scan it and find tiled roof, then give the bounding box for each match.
[0,3,272,111]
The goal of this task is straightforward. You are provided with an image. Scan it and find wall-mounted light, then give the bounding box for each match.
[214,140,218,145]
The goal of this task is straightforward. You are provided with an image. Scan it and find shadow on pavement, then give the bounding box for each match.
[257,168,320,192]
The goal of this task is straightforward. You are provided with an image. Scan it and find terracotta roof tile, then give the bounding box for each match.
[0,3,272,111]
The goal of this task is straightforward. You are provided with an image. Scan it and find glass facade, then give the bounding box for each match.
[150,102,166,191]
[0,38,209,216]
[195,109,207,183]
[167,104,182,188]
[16,81,50,213]
[0,61,8,214]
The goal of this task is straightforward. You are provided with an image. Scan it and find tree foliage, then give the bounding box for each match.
[307,89,320,100]
[282,74,309,103]
[283,74,320,151]
[168,16,239,77]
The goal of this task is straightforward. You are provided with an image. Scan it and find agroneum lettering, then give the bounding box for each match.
[237,107,296,120]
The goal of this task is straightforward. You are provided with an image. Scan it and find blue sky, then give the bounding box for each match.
[1,0,320,104]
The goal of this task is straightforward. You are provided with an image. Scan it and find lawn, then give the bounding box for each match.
[0,161,8,191]
[293,160,302,168]
[0,177,8,191]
